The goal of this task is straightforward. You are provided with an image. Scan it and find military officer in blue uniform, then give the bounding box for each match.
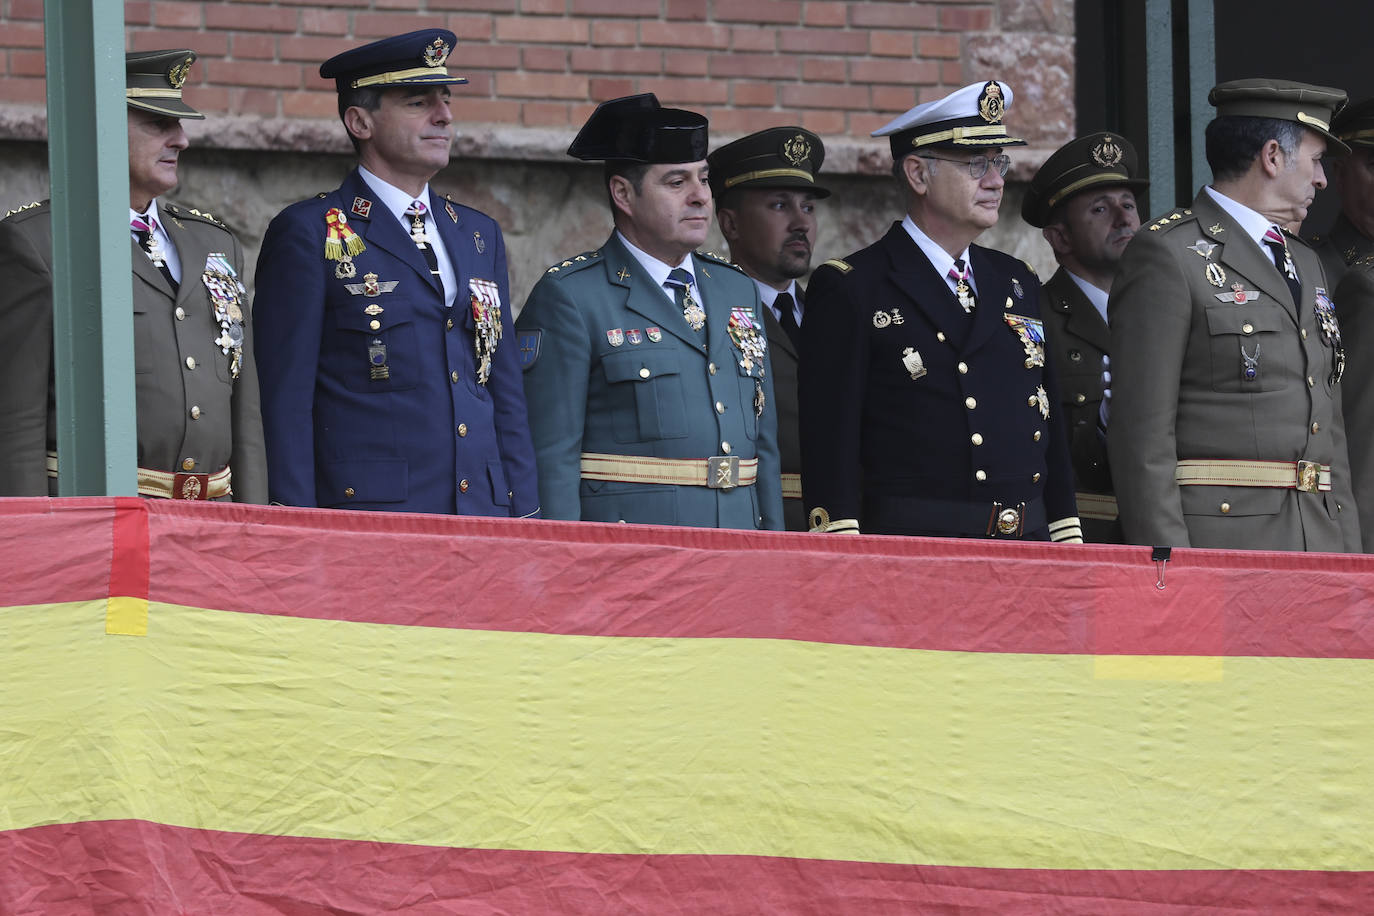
[800,81,1081,542]
[516,94,784,529]
[253,30,538,516]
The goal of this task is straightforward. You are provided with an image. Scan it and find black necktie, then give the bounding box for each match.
[1263,225,1302,305]
[774,291,801,349]
[131,216,177,292]
[405,200,443,295]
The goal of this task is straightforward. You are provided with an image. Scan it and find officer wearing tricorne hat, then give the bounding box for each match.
[799,80,1081,542]
[1108,79,1360,551]
[252,30,539,517]
[0,49,267,502]
[708,126,829,530]
[515,94,784,529]
[1022,131,1149,543]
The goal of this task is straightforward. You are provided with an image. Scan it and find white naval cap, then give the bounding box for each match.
[872,80,1026,160]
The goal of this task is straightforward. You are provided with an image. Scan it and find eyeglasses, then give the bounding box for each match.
[919,153,1011,180]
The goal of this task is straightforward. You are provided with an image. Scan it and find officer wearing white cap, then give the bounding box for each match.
[1108,78,1359,551]
[799,81,1081,542]
[0,49,268,502]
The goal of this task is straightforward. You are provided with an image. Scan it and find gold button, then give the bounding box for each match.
[1075,393,1086,404]
[175,307,186,320]
[369,319,381,331]
[458,423,468,437]
[721,441,731,454]
[1033,430,1041,441]
[971,433,983,446]
[446,318,454,330]
[1312,422,1320,433]
[715,401,725,414]
[957,361,968,374]
[1308,376,1315,388]
[459,478,469,493]
[708,362,717,375]
[185,356,196,369]
[975,470,987,482]
[181,457,195,471]
[965,397,977,409]
[1220,501,1231,514]
[1032,472,1041,482]
[451,371,459,382]
[1028,395,1037,407]
[1242,322,1254,334]
[937,331,946,342]
[189,406,200,420]
[1301,328,1308,339]
[345,487,355,497]
[639,367,651,378]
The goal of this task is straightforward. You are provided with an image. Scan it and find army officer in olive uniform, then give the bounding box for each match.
[1022,132,1148,542]
[0,49,267,502]
[1108,79,1360,551]
[517,94,783,529]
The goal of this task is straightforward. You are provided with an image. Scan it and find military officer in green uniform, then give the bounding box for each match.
[517,94,783,529]
[0,49,267,502]
[1108,79,1359,551]
[709,126,829,531]
[1022,132,1148,542]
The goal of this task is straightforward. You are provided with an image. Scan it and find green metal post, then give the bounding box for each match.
[1143,0,1176,215]
[45,1,138,496]
[1187,0,1216,191]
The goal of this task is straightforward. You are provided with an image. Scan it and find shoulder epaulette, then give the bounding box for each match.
[166,204,229,230]
[545,249,601,275]
[819,257,853,274]
[1022,259,1038,276]
[3,200,42,219]
[315,192,328,199]
[1146,207,1194,233]
[696,249,748,275]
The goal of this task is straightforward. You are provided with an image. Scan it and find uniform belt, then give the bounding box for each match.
[781,472,802,500]
[45,452,232,500]
[1075,491,1118,521]
[867,496,1047,538]
[580,452,757,489]
[1175,459,1330,493]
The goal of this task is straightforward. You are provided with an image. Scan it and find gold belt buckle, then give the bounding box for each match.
[172,472,211,500]
[987,501,1025,537]
[707,456,740,489]
[1296,460,1319,493]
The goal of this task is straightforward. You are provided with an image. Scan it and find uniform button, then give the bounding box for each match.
[1220,501,1231,514]
[181,457,196,471]
[708,362,717,375]
[975,470,987,482]
[458,423,468,437]
[446,318,454,330]
[957,361,968,374]
[345,487,355,498]
[459,479,469,493]
[189,406,200,420]
[1242,322,1254,335]
[174,307,186,320]
[937,331,947,342]
[1027,395,1037,407]
[721,441,731,454]
[1312,422,1320,434]
[1075,393,1087,404]
[185,356,196,369]
[618,519,627,524]
[965,396,977,409]
[1301,328,1309,339]
[1033,430,1041,441]
[1069,349,1082,362]
[639,367,651,378]
[1308,376,1315,388]
[971,433,983,446]
[369,319,381,331]
[1032,472,1041,482]
[715,401,725,414]
[451,371,459,383]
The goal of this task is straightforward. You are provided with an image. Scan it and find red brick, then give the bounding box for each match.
[850,58,939,85]
[0,22,45,48]
[664,51,708,77]
[376,0,421,8]
[8,49,45,78]
[522,101,572,126]
[872,84,919,111]
[205,4,297,32]
[780,82,863,111]
[0,76,46,104]
[569,101,597,122]
[129,29,229,55]
[730,26,777,52]
[715,0,801,24]
[521,0,567,11]
[940,6,994,31]
[732,82,776,107]
[230,87,278,117]
[571,0,659,15]
[590,20,637,46]
[638,77,728,105]
[570,47,661,74]
[802,58,845,82]
[709,53,798,80]
[918,33,962,59]
[849,111,894,137]
[589,77,634,99]
[205,59,304,90]
[449,15,496,42]
[301,10,349,34]
[778,27,867,54]
[941,60,964,84]
[459,72,493,95]
[455,98,516,123]
[280,35,350,63]
[184,85,228,112]
[9,0,44,20]
[496,71,588,99]
[799,110,845,135]
[355,12,450,37]
[281,90,339,119]
[640,21,728,49]
[125,2,153,26]
[869,31,914,57]
[456,45,522,70]
[704,108,762,135]
[153,1,202,27]
[667,0,706,19]
[495,16,588,43]
[289,0,367,6]
[849,4,936,28]
[801,1,845,26]
[430,0,516,9]
[522,47,568,71]
[232,34,277,60]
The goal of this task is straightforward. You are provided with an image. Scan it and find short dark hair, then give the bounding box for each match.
[603,160,651,210]
[1205,115,1304,183]
[337,85,383,154]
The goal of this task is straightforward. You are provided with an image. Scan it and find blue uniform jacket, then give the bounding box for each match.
[516,233,784,530]
[252,169,538,516]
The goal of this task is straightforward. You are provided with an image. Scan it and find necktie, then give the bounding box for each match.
[665,267,705,332]
[405,200,443,294]
[948,258,976,313]
[774,291,801,349]
[131,216,177,292]
[1263,225,1301,305]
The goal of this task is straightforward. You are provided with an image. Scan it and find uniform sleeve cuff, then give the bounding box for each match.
[808,507,860,534]
[1048,517,1083,543]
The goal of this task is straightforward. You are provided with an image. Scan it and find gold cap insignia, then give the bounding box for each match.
[1092,135,1124,168]
[167,56,193,90]
[781,133,811,167]
[423,37,450,68]
[978,81,1005,124]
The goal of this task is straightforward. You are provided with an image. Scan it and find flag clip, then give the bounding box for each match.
[1151,546,1171,590]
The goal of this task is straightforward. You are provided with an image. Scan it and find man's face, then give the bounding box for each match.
[1337,146,1374,240]
[127,108,188,210]
[618,161,712,263]
[353,86,453,188]
[1047,187,1140,275]
[717,188,820,289]
[920,146,1006,239]
[1272,128,1328,225]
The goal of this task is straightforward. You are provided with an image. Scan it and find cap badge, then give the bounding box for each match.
[423,37,450,68]
[1091,135,1124,168]
[781,133,812,167]
[978,81,1005,124]
[167,57,193,90]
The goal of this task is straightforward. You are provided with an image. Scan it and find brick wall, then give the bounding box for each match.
[0,0,1075,160]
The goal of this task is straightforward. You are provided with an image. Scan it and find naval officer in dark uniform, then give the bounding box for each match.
[1022,132,1148,542]
[0,49,267,502]
[709,126,829,531]
[800,80,1081,542]
[253,30,538,516]
[516,94,783,529]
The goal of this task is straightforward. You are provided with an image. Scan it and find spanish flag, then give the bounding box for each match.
[2,498,1373,912]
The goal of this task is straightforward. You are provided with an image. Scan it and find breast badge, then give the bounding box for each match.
[1205,263,1227,287]
[1187,239,1217,258]
[607,328,624,347]
[1011,277,1024,299]
[1033,385,1050,420]
[468,278,503,386]
[1003,312,1046,368]
[473,230,485,253]
[344,272,398,297]
[1240,343,1261,382]
[873,309,905,328]
[324,208,365,279]
[901,347,926,380]
[201,253,246,379]
[1214,283,1257,304]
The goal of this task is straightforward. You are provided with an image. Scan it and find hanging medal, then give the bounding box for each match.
[201,253,246,379]
[324,208,365,279]
[469,278,503,386]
